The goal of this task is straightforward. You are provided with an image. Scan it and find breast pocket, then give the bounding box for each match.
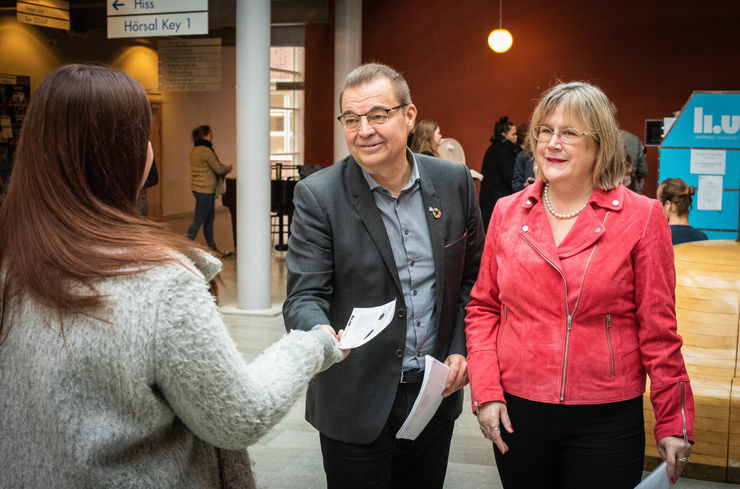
[444,231,468,258]
[442,232,468,298]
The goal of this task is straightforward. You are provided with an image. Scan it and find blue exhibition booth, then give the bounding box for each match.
[659,92,740,240]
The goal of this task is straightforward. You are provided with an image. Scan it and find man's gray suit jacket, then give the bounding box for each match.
[283,153,484,444]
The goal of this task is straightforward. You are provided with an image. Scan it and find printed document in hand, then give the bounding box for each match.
[634,461,670,489]
[396,355,450,440]
[337,299,396,349]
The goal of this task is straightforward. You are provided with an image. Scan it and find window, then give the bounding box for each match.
[270,47,304,178]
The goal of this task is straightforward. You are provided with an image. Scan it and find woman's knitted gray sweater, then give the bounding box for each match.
[0,251,343,488]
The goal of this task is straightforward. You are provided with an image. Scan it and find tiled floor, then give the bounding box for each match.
[164,208,736,488]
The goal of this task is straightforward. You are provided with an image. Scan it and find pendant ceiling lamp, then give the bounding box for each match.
[488,0,513,53]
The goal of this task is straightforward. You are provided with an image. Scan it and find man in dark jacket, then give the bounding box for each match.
[283,63,484,489]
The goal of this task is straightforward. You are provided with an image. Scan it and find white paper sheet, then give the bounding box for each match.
[396,355,450,440]
[634,461,670,489]
[690,149,726,175]
[697,175,723,211]
[337,299,396,349]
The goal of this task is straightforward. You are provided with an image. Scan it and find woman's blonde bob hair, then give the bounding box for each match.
[527,81,625,190]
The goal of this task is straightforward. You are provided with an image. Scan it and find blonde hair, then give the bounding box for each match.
[528,81,625,190]
[410,120,439,156]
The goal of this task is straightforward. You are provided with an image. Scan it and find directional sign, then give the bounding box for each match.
[107,0,207,16]
[108,12,207,38]
[107,0,208,39]
[17,0,70,31]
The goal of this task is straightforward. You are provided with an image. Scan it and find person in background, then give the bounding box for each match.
[0,64,347,489]
[283,63,483,489]
[466,81,694,488]
[136,158,158,216]
[621,151,637,192]
[478,116,521,231]
[514,123,528,149]
[620,129,648,194]
[511,128,535,192]
[410,119,443,156]
[658,177,708,245]
[187,125,232,257]
[222,174,238,250]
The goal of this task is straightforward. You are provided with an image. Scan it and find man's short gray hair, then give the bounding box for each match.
[339,63,412,111]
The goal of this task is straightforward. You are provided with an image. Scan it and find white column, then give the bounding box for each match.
[236,0,271,310]
[333,0,362,163]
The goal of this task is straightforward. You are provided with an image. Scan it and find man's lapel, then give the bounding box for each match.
[348,159,404,295]
[417,160,446,318]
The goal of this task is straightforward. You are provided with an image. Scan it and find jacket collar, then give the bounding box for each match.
[519,181,625,262]
[347,151,444,311]
[348,156,404,294]
[193,139,213,149]
[361,149,421,194]
[521,180,625,213]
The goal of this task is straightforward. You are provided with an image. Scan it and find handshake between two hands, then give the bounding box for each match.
[315,299,398,361]
[313,300,467,397]
[317,325,351,360]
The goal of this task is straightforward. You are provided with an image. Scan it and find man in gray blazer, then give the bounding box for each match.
[283,63,484,489]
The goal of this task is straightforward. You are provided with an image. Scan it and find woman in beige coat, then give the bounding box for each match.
[186,125,232,254]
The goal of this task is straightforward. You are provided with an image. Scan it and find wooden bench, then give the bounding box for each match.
[643,240,740,482]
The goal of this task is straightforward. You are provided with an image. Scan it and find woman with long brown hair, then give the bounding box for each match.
[0,64,346,488]
[410,119,443,156]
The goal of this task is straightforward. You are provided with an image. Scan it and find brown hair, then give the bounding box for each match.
[528,81,625,190]
[410,120,440,156]
[0,64,206,340]
[493,116,514,141]
[658,177,695,216]
[192,125,211,143]
[516,123,529,147]
[622,149,636,191]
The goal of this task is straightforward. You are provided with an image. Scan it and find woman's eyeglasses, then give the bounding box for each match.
[531,126,597,144]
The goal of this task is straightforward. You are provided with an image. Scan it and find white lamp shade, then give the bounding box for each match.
[488,29,513,53]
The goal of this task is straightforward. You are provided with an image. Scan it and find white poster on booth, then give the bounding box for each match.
[697,175,723,211]
[690,149,726,175]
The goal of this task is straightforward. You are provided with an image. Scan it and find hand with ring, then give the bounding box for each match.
[658,435,692,483]
[476,401,513,454]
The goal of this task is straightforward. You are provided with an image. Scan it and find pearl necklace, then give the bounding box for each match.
[543,183,588,220]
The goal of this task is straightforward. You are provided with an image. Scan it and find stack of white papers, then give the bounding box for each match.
[396,355,450,440]
[335,301,450,441]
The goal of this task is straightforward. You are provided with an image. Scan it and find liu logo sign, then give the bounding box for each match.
[694,107,740,137]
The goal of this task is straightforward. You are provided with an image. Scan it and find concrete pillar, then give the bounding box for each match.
[235,0,271,309]
[333,0,362,163]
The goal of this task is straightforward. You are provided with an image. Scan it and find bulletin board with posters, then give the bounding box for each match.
[0,74,31,201]
[658,91,740,240]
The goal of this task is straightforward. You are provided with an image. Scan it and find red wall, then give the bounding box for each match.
[304,22,335,168]
[306,0,740,197]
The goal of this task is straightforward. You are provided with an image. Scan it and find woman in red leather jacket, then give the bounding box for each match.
[465,82,694,488]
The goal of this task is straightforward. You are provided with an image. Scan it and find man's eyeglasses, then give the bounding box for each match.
[531,126,597,145]
[337,104,408,130]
